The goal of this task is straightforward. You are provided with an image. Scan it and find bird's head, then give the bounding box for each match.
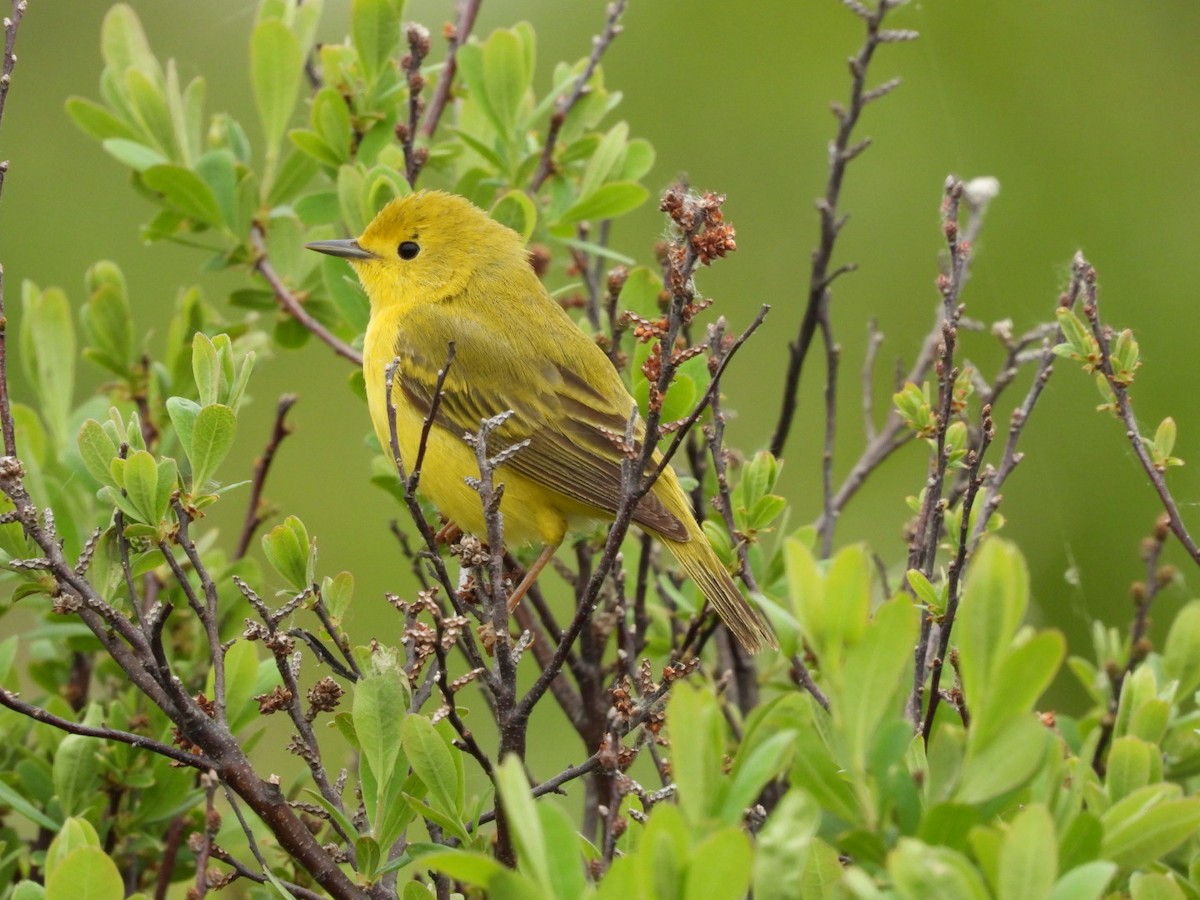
[305,190,524,309]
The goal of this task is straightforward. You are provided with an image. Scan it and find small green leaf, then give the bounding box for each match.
[188,404,236,490]
[53,731,102,819]
[191,332,220,407]
[261,515,312,591]
[889,839,989,900]
[402,715,461,819]
[482,27,532,137]
[20,282,75,449]
[194,150,238,228]
[142,164,225,227]
[580,123,627,198]
[165,397,200,461]
[559,181,649,224]
[100,137,167,171]
[122,450,161,525]
[957,714,1049,804]
[957,539,1028,708]
[997,804,1056,900]
[684,828,753,900]
[44,847,124,900]
[352,0,402,85]
[420,848,508,887]
[497,755,551,892]
[1130,872,1187,900]
[1163,600,1200,698]
[66,96,139,143]
[100,4,159,77]
[323,571,355,622]
[311,86,352,164]
[490,190,538,244]
[77,420,121,489]
[251,19,302,156]
[1100,788,1200,870]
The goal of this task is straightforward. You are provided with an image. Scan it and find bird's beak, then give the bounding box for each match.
[305,239,375,260]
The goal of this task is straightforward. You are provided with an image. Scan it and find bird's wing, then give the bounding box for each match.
[391,316,689,541]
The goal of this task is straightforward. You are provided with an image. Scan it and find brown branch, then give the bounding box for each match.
[235,394,297,560]
[0,688,213,769]
[420,0,482,139]
[1080,254,1200,566]
[529,0,627,192]
[250,226,362,365]
[770,0,914,457]
[401,24,431,187]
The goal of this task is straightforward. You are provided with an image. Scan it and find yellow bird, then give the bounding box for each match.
[306,191,775,653]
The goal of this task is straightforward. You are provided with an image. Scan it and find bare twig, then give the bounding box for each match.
[1080,254,1200,566]
[421,0,483,139]
[770,0,915,457]
[0,689,213,769]
[529,0,627,192]
[401,24,431,187]
[250,226,362,365]
[235,394,297,560]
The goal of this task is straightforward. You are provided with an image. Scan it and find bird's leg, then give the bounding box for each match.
[506,542,561,614]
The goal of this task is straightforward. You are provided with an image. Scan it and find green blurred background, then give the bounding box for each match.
[4,0,1200,717]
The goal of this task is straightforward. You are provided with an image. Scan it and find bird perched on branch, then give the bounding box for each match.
[307,190,776,653]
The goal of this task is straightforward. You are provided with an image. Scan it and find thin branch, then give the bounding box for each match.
[400,24,431,187]
[235,394,297,560]
[770,0,913,457]
[250,226,362,365]
[0,689,214,769]
[1080,254,1200,566]
[420,0,483,139]
[817,312,841,558]
[529,0,627,192]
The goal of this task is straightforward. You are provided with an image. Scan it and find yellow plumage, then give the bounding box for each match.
[307,190,776,653]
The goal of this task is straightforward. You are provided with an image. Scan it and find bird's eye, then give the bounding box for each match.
[398,241,420,260]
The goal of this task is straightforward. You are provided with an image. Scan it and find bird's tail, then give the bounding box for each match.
[664,521,778,653]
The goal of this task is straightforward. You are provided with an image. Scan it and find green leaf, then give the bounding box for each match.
[490,190,538,244]
[195,150,238,229]
[497,755,551,893]
[997,804,1056,900]
[482,27,532,137]
[100,4,159,77]
[1106,736,1152,802]
[142,164,224,227]
[1130,873,1187,900]
[957,539,1028,709]
[311,86,353,164]
[1163,600,1200,698]
[753,790,819,900]
[165,397,200,462]
[251,19,302,157]
[323,571,355,622]
[684,828,753,900]
[0,777,60,831]
[402,715,461,819]
[122,450,161,525]
[44,847,123,900]
[100,137,167,171]
[579,121,629,200]
[261,515,312,591]
[1100,787,1200,870]
[889,839,989,900]
[352,0,402,85]
[720,730,797,825]
[839,596,918,767]
[20,282,75,449]
[973,631,1064,747]
[81,262,134,378]
[268,148,319,206]
[668,681,725,824]
[77,420,121,489]
[957,715,1049,804]
[65,96,138,143]
[1047,862,1116,900]
[53,732,102,819]
[191,332,221,407]
[290,128,343,171]
[188,404,236,490]
[125,67,175,157]
[420,848,508,887]
[352,669,408,800]
[558,181,649,224]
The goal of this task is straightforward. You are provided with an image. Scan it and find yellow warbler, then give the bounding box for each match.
[306,191,775,652]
